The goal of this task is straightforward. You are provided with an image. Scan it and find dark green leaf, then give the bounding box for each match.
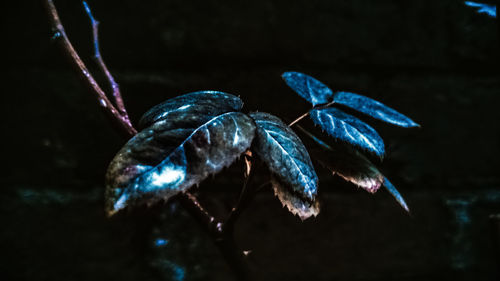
[333,92,419,128]
[249,112,318,200]
[138,91,243,129]
[309,142,383,193]
[310,107,385,157]
[106,110,255,216]
[282,71,333,106]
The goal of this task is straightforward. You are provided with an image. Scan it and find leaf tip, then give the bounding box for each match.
[383,177,410,213]
[105,190,129,217]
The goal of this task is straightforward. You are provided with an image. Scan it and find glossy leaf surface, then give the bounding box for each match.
[106,110,255,216]
[310,107,385,157]
[333,92,419,128]
[383,177,410,212]
[305,134,383,193]
[249,112,318,200]
[271,177,319,221]
[282,71,333,106]
[138,91,243,129]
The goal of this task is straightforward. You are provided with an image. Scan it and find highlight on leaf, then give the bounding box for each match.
[105,93,255,216]
[249,112,318,200]
[383,177,410,212]
[282,71,333,106]
[333,91,420,128]
[138,91,243,129]
[271,176,319,221]
[309,107,385,158]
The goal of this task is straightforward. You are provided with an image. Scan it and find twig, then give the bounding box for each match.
[288,101,335,127]
[178,192,250,280]
[177,192,223,235]
[43,0,136,137]
[288,111,309,127]
[82,1,129,117]
[225,151,260,232]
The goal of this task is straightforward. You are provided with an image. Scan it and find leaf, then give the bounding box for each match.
[299,126,383,193]
[383,177,410,212]
[138,91,243,129]
[106,111,255,216]
[333,92,419,128]
[249,112,318,200]
[309,107,385,157]
[282,71,333,106]
[271,176,319,221]
[464,1,497,18]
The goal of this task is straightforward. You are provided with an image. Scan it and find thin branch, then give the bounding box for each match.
[43,0,136,137]
[288,101,336,127]
[82,1,129,117]
[225,151,256,231]
[178,192,250,280]
[177,192,223,235]
[288,111,309,127]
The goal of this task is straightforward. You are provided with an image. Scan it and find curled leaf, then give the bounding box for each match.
[249,112,318,200]
[309,107,385,157]
[138,91,243,129]
[282,71,333,106]
[383,177,410,212]
[333,92,419,128]
[106,95,255,216]
[298,125,382,193]
[271,176,319,221]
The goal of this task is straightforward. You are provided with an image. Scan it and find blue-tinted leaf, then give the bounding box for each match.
[282,71,333,106]
[138,91,243,129]
[302,129,383,193]
[249,112,318,200]
[383,177,410,212]
[271,176,319,221]
[333,92,419,128]
[309,107,385,157]
[465,1,497,17]
[106,111,255,216]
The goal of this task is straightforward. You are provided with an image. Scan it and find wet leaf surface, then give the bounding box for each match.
[310,107,385,157]
[282,71,333,106]
[106,93,255,216]
[333,91,419,128]
[271,176,320,221]
[249,112,318,200]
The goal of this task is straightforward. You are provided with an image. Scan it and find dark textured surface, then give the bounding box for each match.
[310,107,386,157]
[250,112,318,201]
[2,0,500,280]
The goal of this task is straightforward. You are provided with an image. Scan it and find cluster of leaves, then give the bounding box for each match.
[105,72,418,220]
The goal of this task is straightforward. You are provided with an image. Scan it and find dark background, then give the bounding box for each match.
[1,0,499,280]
